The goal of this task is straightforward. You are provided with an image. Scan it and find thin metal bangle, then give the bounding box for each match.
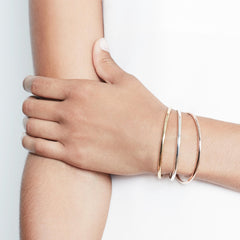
[157,107,172,179]
[176,113,202,184]
[169,110,182,181]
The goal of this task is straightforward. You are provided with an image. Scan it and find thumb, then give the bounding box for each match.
[93,38,127,84]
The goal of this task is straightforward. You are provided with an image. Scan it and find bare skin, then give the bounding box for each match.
[20,0,111,239]
[22,39,240,192]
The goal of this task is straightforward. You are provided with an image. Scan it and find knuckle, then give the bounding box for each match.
[57,109,66,123]
[63,86,70,98]
[58,106,76,123]
[70,82,93,99]
[69,85,81,98]
[126,73,137,81]
[67,144,85,168]
[57,104,67,122]
[99,56,112,65]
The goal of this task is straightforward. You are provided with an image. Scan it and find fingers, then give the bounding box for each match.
[23,76,69,100]
[23,117,62,141]
[22,96,60,121]
[22,134,65,161]
[93,38,128,84]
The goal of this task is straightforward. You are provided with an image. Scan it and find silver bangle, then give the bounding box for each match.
[157,107,172,179]
[176,113,202,184]
[169,110,182,181]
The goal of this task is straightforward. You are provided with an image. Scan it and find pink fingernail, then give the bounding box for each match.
[21,132,26,140]
[23,117,28,130]
[23,75,34,93]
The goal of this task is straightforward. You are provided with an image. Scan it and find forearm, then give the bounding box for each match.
[30,0,101,79]
[161,110,240,191]
[21,0,111,239]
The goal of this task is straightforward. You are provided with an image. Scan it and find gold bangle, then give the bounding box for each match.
[176,113,202,184]
[157,107,172,179]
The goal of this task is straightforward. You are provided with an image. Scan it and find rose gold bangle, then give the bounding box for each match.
[176,113,202,184]
[157,107,172,179]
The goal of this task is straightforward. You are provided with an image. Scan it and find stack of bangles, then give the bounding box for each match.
[157,107,202,184]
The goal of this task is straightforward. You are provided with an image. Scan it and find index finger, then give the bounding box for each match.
[23,76,69,100]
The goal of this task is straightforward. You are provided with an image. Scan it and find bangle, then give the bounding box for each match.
[157,107,172,179]
[169,110,182,181]
[176,113,202,184]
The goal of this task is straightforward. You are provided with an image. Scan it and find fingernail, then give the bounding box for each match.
[21,132,26,140]
[99,38,110,52]
[23,117,28,130]
[23,75,34,93]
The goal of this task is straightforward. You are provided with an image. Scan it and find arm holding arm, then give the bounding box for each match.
[23,42,240,192]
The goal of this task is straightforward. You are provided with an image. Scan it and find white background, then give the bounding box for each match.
[1,0,240,239]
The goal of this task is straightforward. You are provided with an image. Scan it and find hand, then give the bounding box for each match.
[22,38,168,175]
